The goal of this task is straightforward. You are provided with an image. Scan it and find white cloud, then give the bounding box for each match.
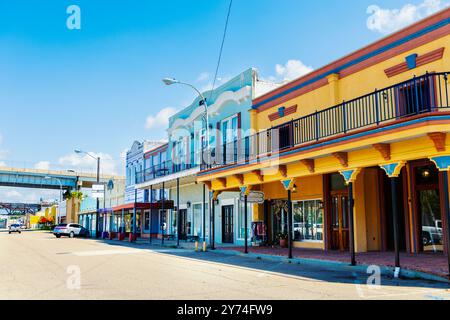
[200,76,232,93]
[58,152,120,176]
[197,72,210,82]
[0,133,8,165]
[0,187,60,203]
[145,107,178,130]
[264,59,314,82]
[34,161,51,170]
[366,0,449,34]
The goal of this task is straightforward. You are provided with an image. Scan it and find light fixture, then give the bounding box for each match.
[421,169,431,178]
[162,78,179,86]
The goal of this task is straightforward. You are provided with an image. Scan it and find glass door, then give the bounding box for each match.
[414,165,443,253]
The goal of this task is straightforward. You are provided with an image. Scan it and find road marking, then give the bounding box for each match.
[72,249,142,256]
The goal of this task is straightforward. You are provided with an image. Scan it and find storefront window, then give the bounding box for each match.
[144,211,150,232]
[193,204,202,237]
[292,200,323,242]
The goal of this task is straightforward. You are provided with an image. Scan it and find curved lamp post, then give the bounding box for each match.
[162,78,211,251]
[44,176,62,224]
[74,149,101,238]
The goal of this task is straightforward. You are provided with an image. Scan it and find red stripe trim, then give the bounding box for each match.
[385,47,445,77]
[253,9,450,113]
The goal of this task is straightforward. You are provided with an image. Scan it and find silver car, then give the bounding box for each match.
[53,223,90,238]
[8,224,22,234]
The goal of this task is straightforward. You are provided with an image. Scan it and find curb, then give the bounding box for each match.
[212,249,450,284]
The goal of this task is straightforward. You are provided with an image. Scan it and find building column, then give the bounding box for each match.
[149,185,153,244]
[210,190,221,250]
[281,179,296,259]
[340,169,362,266]
[380,162,406,272]
[203,184,207,251]
[177,178,180,247]
[161,182,165,246]
[121,209,124,234]
[430,156,450,275]
[210,191,215,250]
[240,186,251,254]
[245,194,248,254]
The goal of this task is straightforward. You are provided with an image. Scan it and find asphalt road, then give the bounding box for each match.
[0,230,449,300]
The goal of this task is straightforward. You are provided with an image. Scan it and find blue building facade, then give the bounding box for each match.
[136,68,271,246]
[125,141,148,204]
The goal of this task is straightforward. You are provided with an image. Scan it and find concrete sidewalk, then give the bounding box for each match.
[216,246,450,284]
[96,237,449,284]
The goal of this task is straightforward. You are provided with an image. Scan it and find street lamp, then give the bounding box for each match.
[74,149,101,238]
[162,78,211,251]
[44,176,62,224]
[162,78,210,163]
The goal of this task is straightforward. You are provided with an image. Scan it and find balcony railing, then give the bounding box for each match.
[136,153,203,184]
[201,72,450,170]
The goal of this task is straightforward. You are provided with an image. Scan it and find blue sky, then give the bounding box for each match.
[0,0,448,202]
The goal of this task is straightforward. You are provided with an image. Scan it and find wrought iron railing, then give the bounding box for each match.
[201,72,450,170]
[136,151,204,184]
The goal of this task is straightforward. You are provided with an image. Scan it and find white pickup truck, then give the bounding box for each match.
[422,220,442,246]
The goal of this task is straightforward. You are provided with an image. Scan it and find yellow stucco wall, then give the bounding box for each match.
[255,35,450,131]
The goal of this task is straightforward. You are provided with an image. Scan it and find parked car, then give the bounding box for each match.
[53,223,90,238]
[422,220,442,246]
[8,224,22,234]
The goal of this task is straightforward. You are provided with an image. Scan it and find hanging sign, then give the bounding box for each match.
[240,191,265,204]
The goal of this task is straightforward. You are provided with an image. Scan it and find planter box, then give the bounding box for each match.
[279,239,288,248]
[118,233,125,241]
[129,233,137,242]
[109,232,116,240]
[102,231,109,239]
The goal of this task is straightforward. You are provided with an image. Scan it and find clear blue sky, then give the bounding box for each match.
[0,0,447,201]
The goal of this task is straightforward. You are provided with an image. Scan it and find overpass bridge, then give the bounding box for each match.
[0,166,123,191]
[0,202,41,215]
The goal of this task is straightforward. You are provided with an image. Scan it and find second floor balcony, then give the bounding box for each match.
[201,72,450,171]
[136,152,203,185]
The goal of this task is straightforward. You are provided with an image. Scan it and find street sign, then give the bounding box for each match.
[92,184,105,191]
[92,184,105,198]
[240,191,265,204]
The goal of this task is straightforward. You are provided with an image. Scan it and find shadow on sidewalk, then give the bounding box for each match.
[89,237,450,290]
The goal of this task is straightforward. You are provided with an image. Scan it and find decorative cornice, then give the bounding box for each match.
[300,159,315,173]
[332,152,348,168]
[268,105,298,122]
[384,47,445,77]
[168,86,251,134]
[252,9,450,112]
[428,132,447,152]
[373,143,391,161]
[279,165,288,178]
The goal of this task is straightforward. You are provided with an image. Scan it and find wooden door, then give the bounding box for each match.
[222,205,234,244]
[179,209,188,240]
[331,192,349,251]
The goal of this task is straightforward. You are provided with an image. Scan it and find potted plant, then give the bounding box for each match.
[278,232,289,248]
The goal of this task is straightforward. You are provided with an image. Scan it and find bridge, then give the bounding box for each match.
[0,202,42,215]
[0,166,123,190]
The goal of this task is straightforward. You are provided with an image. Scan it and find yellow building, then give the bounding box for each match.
[198,9,450,268]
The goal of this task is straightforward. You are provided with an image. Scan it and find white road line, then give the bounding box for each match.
[72,249,142,256]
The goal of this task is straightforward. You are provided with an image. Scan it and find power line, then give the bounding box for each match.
[208,0,233,101]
